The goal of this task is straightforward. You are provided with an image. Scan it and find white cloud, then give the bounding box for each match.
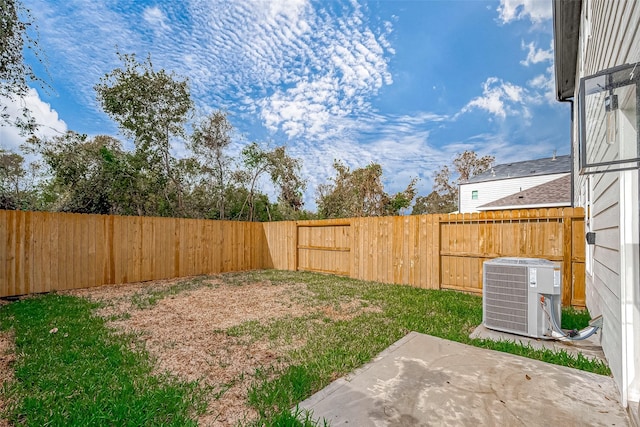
[0,89,67,153]
[238,3,394,141]
[143,6,171,33]
[24,0,395,146]
[459,77,527,119]
[397,112,448,125]
[528,74,548,88]
[527,64,556,104]
[520,40,553,66]
[497,0,552,24]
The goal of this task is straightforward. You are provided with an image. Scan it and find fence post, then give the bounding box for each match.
[436,214,442,290]
[562,208,573,306]
[294,221,299,272]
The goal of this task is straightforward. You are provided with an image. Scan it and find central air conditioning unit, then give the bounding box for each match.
[483,257,561,339]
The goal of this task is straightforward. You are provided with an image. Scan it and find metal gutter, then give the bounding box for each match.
[553,0,582,101]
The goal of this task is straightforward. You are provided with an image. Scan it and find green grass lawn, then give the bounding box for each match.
[0,270,608,426]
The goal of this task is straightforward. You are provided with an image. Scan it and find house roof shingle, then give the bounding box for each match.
[464,154,571,184]
[478,174,572,210]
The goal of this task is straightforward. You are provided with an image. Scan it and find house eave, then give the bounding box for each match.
[553,0,582,101]
[478,202,572,211]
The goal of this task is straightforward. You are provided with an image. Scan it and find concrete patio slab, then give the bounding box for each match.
[298,332,629,426]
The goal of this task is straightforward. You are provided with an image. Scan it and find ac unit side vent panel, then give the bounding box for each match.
[483,265,528,334]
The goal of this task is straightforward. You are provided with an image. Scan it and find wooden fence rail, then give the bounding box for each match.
[1,208,585,306]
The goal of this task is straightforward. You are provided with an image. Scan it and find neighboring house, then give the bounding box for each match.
[554,0,639,422]
[477,174,571,211]
[458,155,571,213]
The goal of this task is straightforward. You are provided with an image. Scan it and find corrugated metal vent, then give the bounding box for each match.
[483,264,528,334]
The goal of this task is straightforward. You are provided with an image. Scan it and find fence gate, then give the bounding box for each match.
[296,223,351,276]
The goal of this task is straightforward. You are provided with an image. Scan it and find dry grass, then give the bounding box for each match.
[53,274,379,426]
[0,330,15,427]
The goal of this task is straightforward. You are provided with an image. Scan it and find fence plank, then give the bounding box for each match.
[38,212,50,293]
[572,262,586,307]
[10,211,18,295]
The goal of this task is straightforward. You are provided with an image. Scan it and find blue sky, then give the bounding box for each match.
[1,0,569,209]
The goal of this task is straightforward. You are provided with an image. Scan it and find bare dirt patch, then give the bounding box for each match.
[57,275,380,426]
[103,281,310,425]
[0,330,15,427]
[0,275,383,426]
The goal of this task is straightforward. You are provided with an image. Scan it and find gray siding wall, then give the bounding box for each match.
[573,0,639,398]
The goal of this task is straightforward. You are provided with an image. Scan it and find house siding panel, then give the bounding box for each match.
[459,173,568,213]
[588,270,623,386]
[572,0,639,404]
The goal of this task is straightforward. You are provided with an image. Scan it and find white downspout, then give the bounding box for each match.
[620,168,640,407]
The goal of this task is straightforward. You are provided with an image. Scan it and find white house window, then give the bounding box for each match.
[578,63,640,174]
[471,190,478,200]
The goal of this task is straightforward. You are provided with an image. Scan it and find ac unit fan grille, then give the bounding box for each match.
[484,265,528,334]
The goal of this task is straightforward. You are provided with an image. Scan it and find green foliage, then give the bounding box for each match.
[3,41,306,220]
[23,132,149,215]
[95,52,193,216]
[317,160,417,218]
[0,294,204,425]
[561,306,592,331]
[237,142,307,221]
[190,111,233,219]
[0,148,40,210]
[268,146,306,212]
[0,0,48,133]
[95,52,192,154]
[412,190,456,215]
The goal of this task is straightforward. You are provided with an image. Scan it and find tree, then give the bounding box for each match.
[236,142,306,221]
[0,149,25,196]
[428,165,458,213]
[268,146,306,213]
[453,150,495,183]
[190,111,233,219]
[0,148,39,209]
[413,150,494,214]
[0,0,48,133]
[24,131,141,214]
[411,191,457,215]
[224,185,278,222]
[95,52,193,215]
[317,161,416,218]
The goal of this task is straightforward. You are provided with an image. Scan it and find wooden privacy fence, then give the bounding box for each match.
[0,210,267,297]
[1,208,585,306]
[264,208,586,307]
